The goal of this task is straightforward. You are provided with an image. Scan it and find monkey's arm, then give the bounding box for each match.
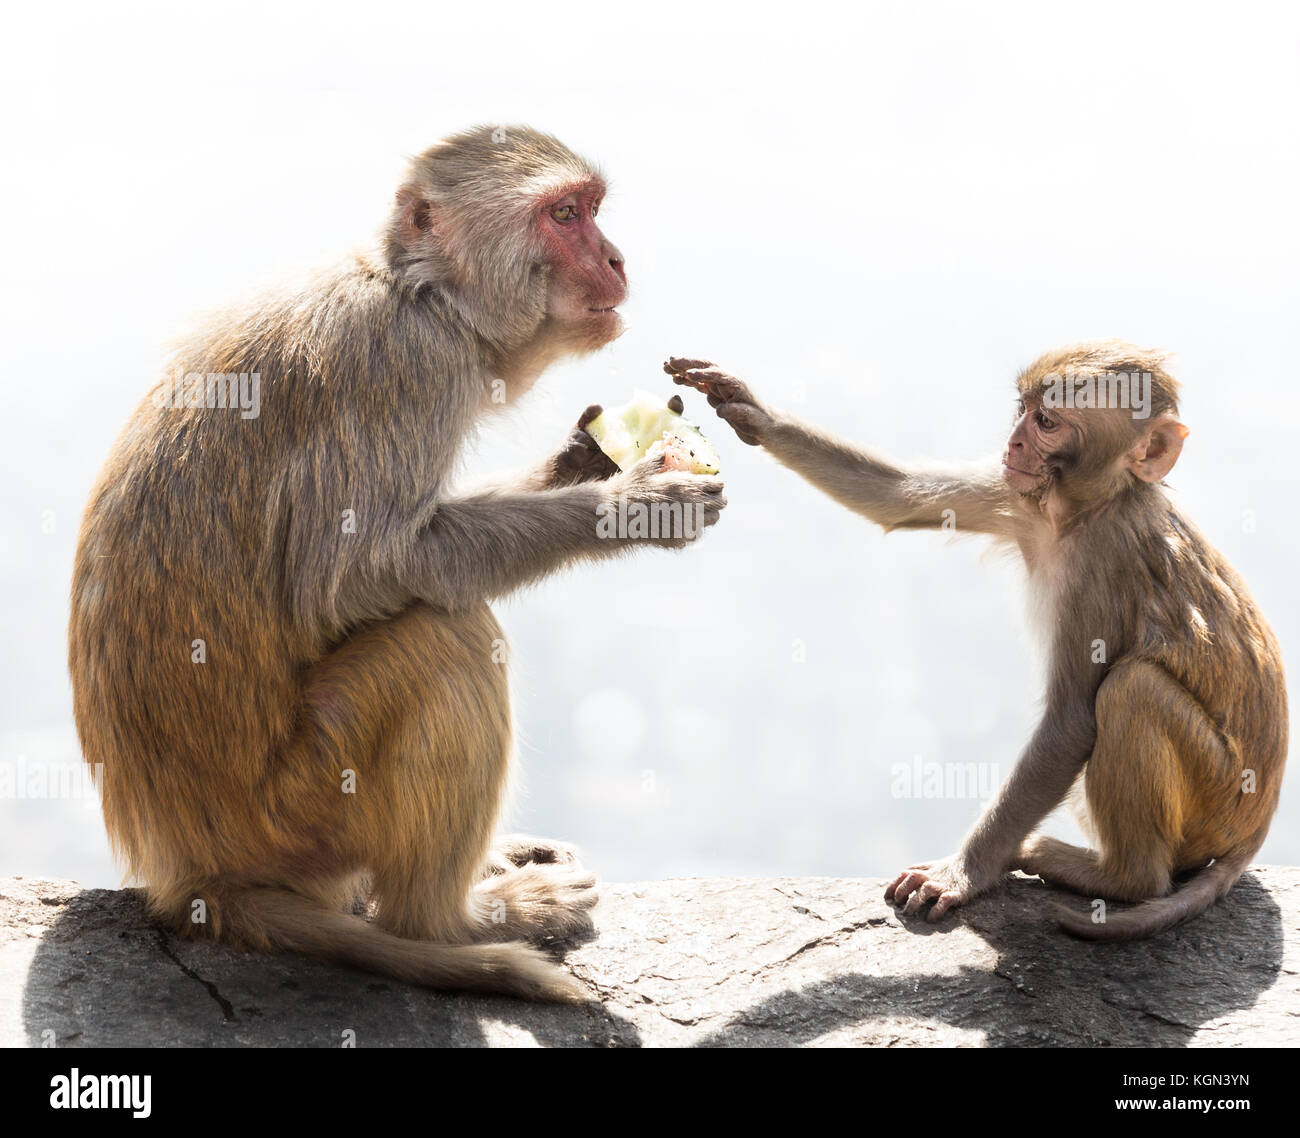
[413,484,625,607]
[764,417,1014,536]
[666,357,1014,536]
[960,696,1096,877]
[888,664,1100,918]
[405,466,721,610]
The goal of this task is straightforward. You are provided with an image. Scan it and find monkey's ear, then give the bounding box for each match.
[1128,415,1189,483]
[395,186,439,254]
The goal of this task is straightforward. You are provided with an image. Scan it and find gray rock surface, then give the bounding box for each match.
[2,870,1296,1047]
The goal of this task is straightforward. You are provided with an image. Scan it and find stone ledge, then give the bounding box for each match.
[2,869,1296,1047]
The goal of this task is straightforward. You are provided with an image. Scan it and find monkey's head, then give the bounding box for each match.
[1002,340,1188,515]
[385,125,627,355]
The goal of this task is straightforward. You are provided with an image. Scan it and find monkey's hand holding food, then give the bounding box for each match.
[664,357,775,447]
[540,404,622,488]
[884,857,982,922]
[607,450,727,546]
[583,389,722,474]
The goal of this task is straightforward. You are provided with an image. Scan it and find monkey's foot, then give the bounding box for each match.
[484,833,583,878]
[884,858,977,922]
[474,862,599,945]
[1014,834,1052,877]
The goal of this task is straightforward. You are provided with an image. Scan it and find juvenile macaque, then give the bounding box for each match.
[67,126,727,1003]
[669,343,1286,939]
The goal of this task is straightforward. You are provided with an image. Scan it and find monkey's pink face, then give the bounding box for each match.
[538,179,627,346]
[1002,398,1065,495]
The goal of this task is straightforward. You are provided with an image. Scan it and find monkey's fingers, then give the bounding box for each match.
[884,864,932,902]
[576,404,604,430]
[885,870,918,903]
[926,890,964,922]
[691,477,725,495]
[495,834,583,869]
[671,367,743,401]
[562,436,606,467]
[664,356,716,376]
[552,426,620,485]
[633,449,672,474]
[901,880,943,918]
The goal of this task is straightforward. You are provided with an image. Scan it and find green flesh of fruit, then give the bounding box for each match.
[583,390,721,474]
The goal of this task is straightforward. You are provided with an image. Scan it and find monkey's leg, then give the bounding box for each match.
[477,837,599,944]
[302,602,598,946]
[1016,835,1151,901]
[175,605,586,1001]
[1021,661,1223,903]
[484,834,583,876]
[473,861,599,944]
[288,601,514,944]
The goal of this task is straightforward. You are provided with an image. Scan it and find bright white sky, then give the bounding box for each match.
[2,1,1298,887]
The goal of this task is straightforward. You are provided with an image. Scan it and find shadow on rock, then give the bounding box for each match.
[696,872,1284,1047]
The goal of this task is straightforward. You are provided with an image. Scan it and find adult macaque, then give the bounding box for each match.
[68,126,726,1003]
[668,343,1286,940]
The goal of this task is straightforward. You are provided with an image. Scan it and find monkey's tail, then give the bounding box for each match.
[1055,850,1256,942]
[207,887,591,1003]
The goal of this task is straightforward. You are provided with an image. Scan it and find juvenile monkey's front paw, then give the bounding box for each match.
[664,357,774,447]
[884,858,978,922]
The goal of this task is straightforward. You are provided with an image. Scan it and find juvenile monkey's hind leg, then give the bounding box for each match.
[1028,661,1236,939]
[1017,835,1156,902]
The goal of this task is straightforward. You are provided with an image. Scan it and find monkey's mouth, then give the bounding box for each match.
[1002,462,1041,482]
[587,306,618,314]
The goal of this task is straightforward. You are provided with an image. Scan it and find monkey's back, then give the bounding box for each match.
[68,390,296,884]
[1109,495,1287,849]
[68,259,483,884]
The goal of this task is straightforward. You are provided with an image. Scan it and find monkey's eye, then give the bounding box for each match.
[1035,410,1058,431]
[592,200,601,218]
[551,203,578,223]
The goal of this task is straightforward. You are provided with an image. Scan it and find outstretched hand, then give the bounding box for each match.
[664,357,775,447]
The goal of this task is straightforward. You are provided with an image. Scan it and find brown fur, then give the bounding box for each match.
[668,343,1286,940]
[69,126,723,1001]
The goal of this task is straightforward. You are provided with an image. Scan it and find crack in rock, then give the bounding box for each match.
[993,967,1037,998]
[746,917,887,982]
[154,931,238,1024]
[1097,993,1195,1034]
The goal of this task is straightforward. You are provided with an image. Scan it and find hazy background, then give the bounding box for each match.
[2,2,1297,888]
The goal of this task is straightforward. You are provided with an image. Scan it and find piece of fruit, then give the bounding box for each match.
[583,390,721,474]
